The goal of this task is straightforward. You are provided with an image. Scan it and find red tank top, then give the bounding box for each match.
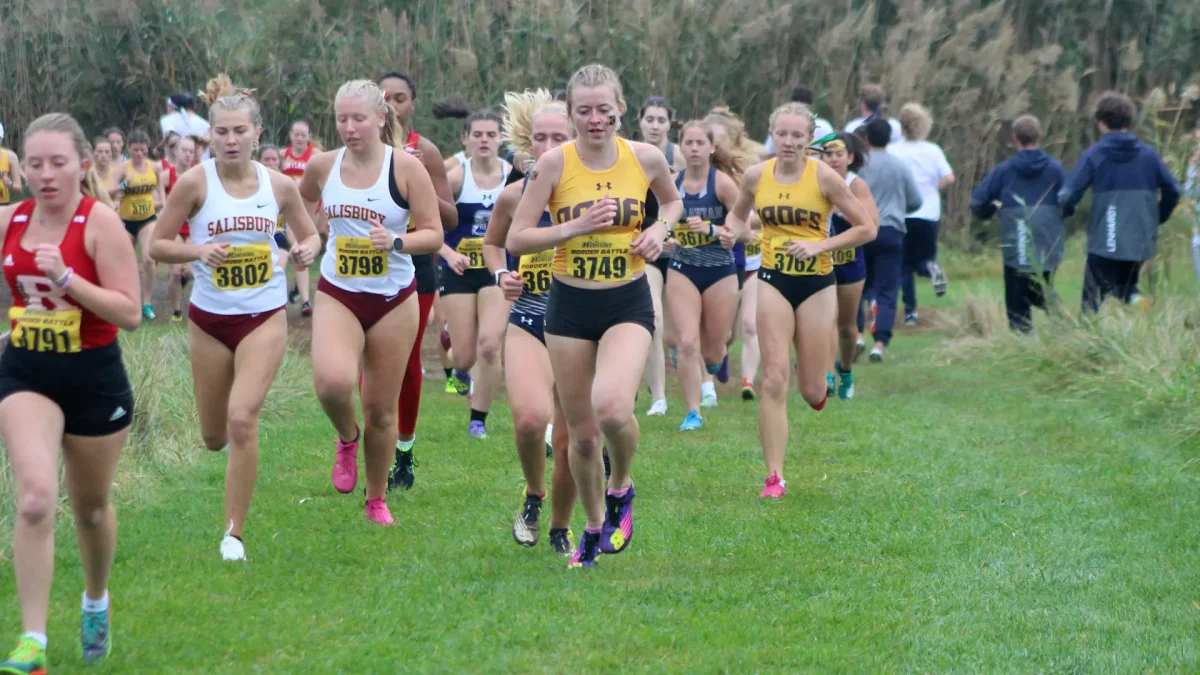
[160,158,179,194]
[282,145,314,178]
[3,197,118,351]
[406,130,420,151]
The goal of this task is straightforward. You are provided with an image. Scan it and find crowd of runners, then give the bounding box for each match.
[0,63,1187,672]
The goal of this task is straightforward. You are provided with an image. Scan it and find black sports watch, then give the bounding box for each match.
[391,235,404,252]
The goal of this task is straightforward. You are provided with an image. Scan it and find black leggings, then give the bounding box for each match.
[1003,267,1053,333]
[1081,254,1141,313]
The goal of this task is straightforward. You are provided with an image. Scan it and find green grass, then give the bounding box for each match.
[2,256,1199,672]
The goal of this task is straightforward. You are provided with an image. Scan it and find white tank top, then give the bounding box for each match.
[828,171,858,229]
[188,160,286,315]
[319,146,414,295]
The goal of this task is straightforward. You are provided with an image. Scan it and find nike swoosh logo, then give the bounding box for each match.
[256,203,268,209]
[367,197,381,202]
[384,294,399,302]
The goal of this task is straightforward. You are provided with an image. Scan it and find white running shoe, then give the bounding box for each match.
[220,534,246,561]
[646,398,668,416]
[869,346,885,363]
[701,383,718,408]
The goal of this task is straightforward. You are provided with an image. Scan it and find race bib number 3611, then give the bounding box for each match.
[456,237,486,270]
[9,307,82,353]
[336,237,388,278]
[566,232,633,282]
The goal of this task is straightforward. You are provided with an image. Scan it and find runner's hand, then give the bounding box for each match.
[498,271,524,301]
[787,239,825,261]
[290,242,316,267]
[445,250,470,275]
[568,196,617,237]
[32,244,67,280]
[197,242,231,267]
[661,237,678,255]
[632,229,664,262]
[368,219,393,252]
[686,216,709,234]
[717,225,737,249]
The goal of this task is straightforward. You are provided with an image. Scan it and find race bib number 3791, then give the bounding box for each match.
[9,307,82,353]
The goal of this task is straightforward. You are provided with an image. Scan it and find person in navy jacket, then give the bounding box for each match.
[971,115,1067,331]
[1059,91,1180,312]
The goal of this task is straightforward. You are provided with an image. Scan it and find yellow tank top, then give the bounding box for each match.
[117,161,157,222]
[96,165,114,191]
[0,150,10,205]
[755,158,832,276]
[549,138,650,282]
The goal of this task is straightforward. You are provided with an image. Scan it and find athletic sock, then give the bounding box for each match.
[810,395,828,412]
[444,368,453,379]
[20,632,47,649]
[470,408,488,425]
[397,437,415,452]
[607,486,630,498]
[585,526,603,534]
[81,591,110,613]
[705,362,721,375]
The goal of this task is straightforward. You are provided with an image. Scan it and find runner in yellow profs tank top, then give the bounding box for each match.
[118,160,158,236]
[755,156,834,308]
[549,137,649,284]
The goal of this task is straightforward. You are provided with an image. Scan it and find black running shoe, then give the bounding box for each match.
[603,451,611,481]
[512,492,543,547]
[387,447,416,491]
[568,530,602,569]
[289,283,301,304]
[548,528,573,556]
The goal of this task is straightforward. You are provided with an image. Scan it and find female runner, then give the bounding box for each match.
[103,127,126,163]
[819,132,878,399]
[151,77,320,558]
[377,70,459,490]
[667,121,745,430]
[91,136,115,188]
[0,113,140,673]
[106,129,166,321]
[727,102,875,498]
[262,143,313,316]
[739,215,763,400]
[508,64,680,568]
[167,135,199,321]
[298,80,442,524]
[281,121,317,313]
[441,111,511,437]
[484,89,576,554]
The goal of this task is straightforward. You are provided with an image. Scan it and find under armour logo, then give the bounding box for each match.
[521,317,533,325]
[778,193,790,199]
[596,182,612,191]
[762,272,772,280]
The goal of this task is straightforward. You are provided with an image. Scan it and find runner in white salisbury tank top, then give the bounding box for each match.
[150,75,320,561]
[298,79,442,526]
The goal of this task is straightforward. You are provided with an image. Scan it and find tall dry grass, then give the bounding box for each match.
[0,0,1197,243]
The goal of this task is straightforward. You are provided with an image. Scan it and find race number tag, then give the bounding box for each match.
[744,233,762,258]
[336,237,388,278]
[213,244,273,290]
[131,200,153,217]
[456,237,486,269]
[766,236,820,276]
[566,232,633,282]
[518,250,555,294]
[831,248,856,265]
[9,307,82,353]
[672,222,715,248]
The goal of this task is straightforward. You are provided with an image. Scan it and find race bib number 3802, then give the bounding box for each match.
[336,237,388,278]
[213,244,273,290]
[566,232,633,282]
[9,307,82,353]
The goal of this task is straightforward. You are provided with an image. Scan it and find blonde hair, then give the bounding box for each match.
[198,74,262,128]
[187,134,210,157]
[566,64,626,114]
[502,88,568,158]
[706,107,769,163]
[24,113,113,207]
[678,120,750,183]
[336,79,403,149]
[768,102,816,136]
[899,102,932,141]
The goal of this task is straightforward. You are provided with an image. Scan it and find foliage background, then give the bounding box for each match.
[1,0,1198,242]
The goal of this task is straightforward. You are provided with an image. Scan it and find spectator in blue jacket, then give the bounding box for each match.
[971,115,1067,332]
[1059,91,1180,312]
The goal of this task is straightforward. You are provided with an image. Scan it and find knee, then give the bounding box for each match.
[678,336,699,359]
[742,317,757,338]
[453,343,477,367]
[72,501,111,529]
[226,407,261,446]
[17,488,56,527]
[594,397,632,437]
[837,319,857,337]
[512,407,550,441]
[762,368,790,401]
[570,431,602,459]
[478,337,501,366]
[314,370,355,403]
[362,402,397,432]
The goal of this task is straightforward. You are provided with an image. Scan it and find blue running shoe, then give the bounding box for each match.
[678,410,703,431]
[468,420,487,439]
[450,369,471,396]
[716,353,729,383]
[835,359,854,400]
[569,530,602,569]
[826,372,836,396]
[599,484,634,554]
[81,602,112,665]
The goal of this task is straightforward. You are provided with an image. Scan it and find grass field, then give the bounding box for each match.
[1,246,1198,673]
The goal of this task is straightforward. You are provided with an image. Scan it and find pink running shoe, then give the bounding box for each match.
[760,472,786,499]
[331,428,360,494]
[365,498,395,526]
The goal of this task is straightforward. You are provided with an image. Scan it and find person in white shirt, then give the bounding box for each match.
[159,93,211,148]
[843,83,903,145]
[764,86,832,155]
[890,102,954,322]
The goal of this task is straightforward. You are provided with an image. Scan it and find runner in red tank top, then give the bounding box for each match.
[279,122,316,314]
[0,113,141,672]
[378,71,459,490]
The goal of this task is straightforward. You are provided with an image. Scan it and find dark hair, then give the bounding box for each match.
[1012,115,1042,146]
[103,126,125,140]
[864,117,891,147]
[432,96,472,120]
[127,129,152,147]
[257,143,280,159]
[552,89,568,102]
[169,92,196,110]
[463,110,502,135]
[835,132,867,172]
[1094,91,1135,131]
[791,86,815,105]
[377,71,417,100]
[639,96,674,121]
[157,130,181,158]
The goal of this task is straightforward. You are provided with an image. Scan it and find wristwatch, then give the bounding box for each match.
[391,235,404,252]
[494,270,509,285]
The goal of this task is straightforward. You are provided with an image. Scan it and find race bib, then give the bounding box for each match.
[566,232,633,282]
[831,248,856,265]
[456,237,486,269]
[744,235,762,258]
[672,222,715,248]
[519,250,555,295]
[766,236,821,276]
[213,244,273,290]
[336,236,388,278]
[9,307,82,353]
[131,200,153,217]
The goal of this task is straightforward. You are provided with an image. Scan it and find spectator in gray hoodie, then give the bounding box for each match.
[856,118,922,362]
